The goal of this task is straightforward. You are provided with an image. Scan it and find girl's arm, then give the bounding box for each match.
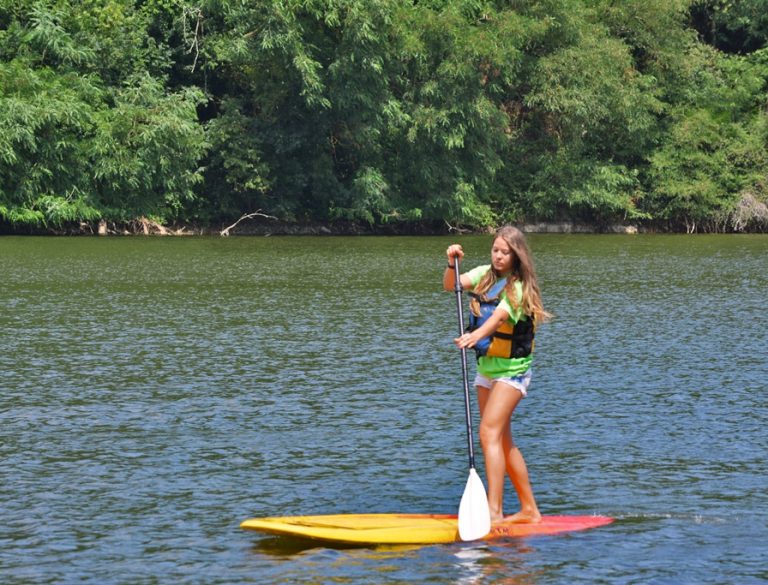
[443,266,473,292]
[454,306,509,349]
[443,244,473,292]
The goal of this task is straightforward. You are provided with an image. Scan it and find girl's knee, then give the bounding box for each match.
[478,421,503,447]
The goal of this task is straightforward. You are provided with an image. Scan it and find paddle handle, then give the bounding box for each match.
[453,258,477,470]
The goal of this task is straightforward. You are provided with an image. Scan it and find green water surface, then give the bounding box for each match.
[2,234,766,584]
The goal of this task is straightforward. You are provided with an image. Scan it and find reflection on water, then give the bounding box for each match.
[453,541,543,585]
[1,234,767,584]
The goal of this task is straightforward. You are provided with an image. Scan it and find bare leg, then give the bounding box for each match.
[477,381,540,524]
[503,445,541,523]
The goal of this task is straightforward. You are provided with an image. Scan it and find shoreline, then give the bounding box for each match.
[2,217,765,236]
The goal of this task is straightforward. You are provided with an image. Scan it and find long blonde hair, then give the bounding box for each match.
[473,225,552,323]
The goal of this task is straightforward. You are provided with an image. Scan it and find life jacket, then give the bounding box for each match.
[467,278,535,359]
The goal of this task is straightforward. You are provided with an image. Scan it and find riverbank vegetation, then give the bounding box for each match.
[1,0,767,234]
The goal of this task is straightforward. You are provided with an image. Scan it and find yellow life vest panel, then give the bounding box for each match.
[468,279,535,359]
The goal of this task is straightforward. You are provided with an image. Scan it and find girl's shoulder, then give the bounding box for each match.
[500,279,523,301]
[466,264,492,287]
[499,280,524,320]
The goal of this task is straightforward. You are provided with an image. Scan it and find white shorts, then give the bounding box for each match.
[474,369,532,397]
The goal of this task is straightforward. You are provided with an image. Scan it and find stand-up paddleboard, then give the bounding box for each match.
[240,513,613,545]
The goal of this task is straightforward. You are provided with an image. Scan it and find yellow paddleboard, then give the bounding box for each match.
[240,513,613,545]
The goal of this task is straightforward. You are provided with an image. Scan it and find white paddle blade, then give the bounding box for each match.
[458,468,491,541]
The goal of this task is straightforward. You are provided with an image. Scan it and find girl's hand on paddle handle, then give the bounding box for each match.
[447,244,464,264]
[454,331,479,349]
[444,244,465,291]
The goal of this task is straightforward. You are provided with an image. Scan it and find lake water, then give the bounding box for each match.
[1,234,766,584]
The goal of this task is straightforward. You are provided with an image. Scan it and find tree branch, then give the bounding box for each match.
[220,211,276,236]
[445,220,471,234]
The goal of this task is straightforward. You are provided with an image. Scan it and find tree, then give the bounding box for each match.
[646,45,768,230]
[0,0,207,228]
[690,0,768,54]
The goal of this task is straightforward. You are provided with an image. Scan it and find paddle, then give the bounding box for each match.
[452,257,492,541]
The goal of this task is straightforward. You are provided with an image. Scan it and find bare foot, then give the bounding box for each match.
[504,510,542,524]
[490,514,505,524]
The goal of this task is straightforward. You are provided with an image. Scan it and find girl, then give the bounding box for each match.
[443,225,550,524]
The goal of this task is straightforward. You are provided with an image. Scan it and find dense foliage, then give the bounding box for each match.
[1,0,767,232]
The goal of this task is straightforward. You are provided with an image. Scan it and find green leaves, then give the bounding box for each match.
[1,0,767,231]
[0,58,100,226]
[648,106,768,230]
[645,37,768,230]
[0,1,207,227]
[90,76,207,219]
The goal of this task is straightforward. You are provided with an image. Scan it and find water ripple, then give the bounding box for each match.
[2,234,767,584]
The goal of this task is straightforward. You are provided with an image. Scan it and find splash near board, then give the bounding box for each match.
[240,513,613,545]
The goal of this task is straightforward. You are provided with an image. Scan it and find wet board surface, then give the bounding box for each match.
[240,513,614,545]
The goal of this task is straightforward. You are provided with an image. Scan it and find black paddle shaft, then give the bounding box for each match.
[453,258,477,470]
